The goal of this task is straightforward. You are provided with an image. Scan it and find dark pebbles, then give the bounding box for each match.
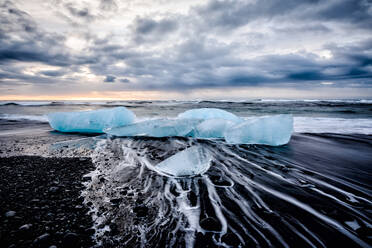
[0,156,95,248]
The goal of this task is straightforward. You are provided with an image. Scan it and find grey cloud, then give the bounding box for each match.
[64,3,95,21]
[104,75,116,82]
[100,0,118,12]
[273,24,331,35]
[0,1,97,84]
[315,0,372,28]
[0,1,69,66]
[125,39,371,89]
[120,78,130,83]
[39,70,67,77]
[193,0,371,32]
[194,0,321,30]
[133,17,178,43]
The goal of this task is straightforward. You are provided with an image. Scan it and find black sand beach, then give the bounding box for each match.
[0,156,95,248]
[0,120,371,247]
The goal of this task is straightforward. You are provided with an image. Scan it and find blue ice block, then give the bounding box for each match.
[155,146,212,177]
[105,118,202,137]
[192,119,235,139]
[178,108,242,122]
[224,114,293,146]
[48,107,135,133]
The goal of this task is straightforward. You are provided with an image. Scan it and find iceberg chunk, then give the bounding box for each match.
[105,118,202,137]
[224,114,293,146]
[192,119,235,139]
[48,107,135,133]
[178,108,242,122]
[155,146,212,177]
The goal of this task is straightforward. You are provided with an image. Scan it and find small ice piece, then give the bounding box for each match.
[178,108,242,122]
[345,220,360,231]
[192,119,235,138]
[105,118,202,137]
[155,146,212,177]
[224,114,293,146]
[48,107,135,133]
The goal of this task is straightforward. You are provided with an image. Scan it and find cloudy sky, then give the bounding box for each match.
[0,0,371,100]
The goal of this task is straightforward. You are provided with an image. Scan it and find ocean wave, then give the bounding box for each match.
[293,117,372,134]
[0,114,48,122]
[0,101,53,106]
[256,99,372,103]
[1,99,371,107]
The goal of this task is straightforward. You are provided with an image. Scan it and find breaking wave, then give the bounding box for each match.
[0,114,48,122]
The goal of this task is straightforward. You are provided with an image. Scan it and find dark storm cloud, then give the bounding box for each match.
[157,41,370,89]
[119,78,130,83]
[83,35,371,90]
[0,68,70,84]
[64,2,95,21]
[133,17,178,43]
[0,1,65,65]
[39,69,68,77]
[315,0,372,28]
[272,24,331,35]
[194,0,371,31]
[194,0,321,30]
[104,75,116,82]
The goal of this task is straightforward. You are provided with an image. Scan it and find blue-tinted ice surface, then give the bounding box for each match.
[224,114,293,146]
[192,119,235,139]
[154,146,211,177]
[105,119,202,137]
[49,107,293,146]
[48,107,135,133]
[178,108,242,122]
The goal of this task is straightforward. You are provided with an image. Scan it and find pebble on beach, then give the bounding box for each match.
[0,156,95,248]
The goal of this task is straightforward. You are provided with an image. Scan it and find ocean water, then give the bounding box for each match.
[1,99,372,134]
[1,100,372,247]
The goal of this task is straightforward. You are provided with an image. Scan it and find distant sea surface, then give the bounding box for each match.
[1,99,372,134]
[1,100,371,247]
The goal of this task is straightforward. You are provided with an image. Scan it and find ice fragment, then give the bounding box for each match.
[48,107,135,133]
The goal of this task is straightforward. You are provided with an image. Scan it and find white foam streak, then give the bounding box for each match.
[254,182,370,248]
[294,117,372,134]
[79,136,371,247]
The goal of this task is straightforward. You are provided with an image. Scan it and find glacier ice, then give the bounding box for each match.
[48,107,135,133]
[105,118,202,137]
[192,119,235,139]
[224,114,293,146]
[154,146,212,177]
[48,107,293,146]
[178,108,242,122]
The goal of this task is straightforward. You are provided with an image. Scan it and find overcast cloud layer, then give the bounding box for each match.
[0,0,371,99]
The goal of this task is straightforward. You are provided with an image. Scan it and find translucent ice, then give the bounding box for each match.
[224,114,293,146]
[155,146,212,177]
[105,118,202,137]
[48,107,135,133]
[192,119,235,139]
[178,108,242,122]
